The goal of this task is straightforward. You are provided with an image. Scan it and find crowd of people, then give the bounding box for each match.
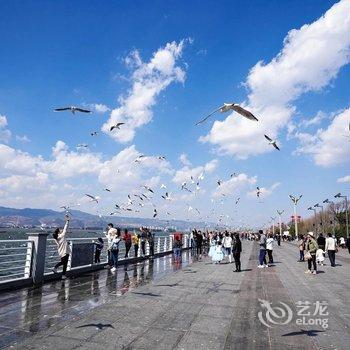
[50,215,349,280]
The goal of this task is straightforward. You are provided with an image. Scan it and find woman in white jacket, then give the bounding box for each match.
[325,233,337,267]
[52,215,71,279]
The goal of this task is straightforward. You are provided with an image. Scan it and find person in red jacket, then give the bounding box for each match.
[123,229,132,258]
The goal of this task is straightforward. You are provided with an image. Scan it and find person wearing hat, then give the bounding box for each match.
[305,232,318,275]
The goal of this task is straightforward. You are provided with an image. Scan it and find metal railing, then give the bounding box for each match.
[0,233,189,290]
[0,239,33,282]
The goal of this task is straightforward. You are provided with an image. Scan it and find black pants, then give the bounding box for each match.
[328,250,336,267]
[233,252,241,271]
[94,249,101,263]
[299,250,304,261]
[134,244,139,257]
[307,254,317,271]
[125,242,131,258]
[196,243,203,255]
[141,242,146,256]
[149,243,154,256]
[55,254,69,275]
[267,249,274,263]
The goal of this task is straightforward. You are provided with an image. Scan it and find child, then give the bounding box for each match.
[212,241,224,264]
[316,248,325,266]
[94,237,104,263]
[208,238,216,258]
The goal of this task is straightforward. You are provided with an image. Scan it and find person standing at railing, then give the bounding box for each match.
[93,237,104,263]
[140,228,147,257]
[106,223,118,268]
[52,215,71,280]
[147,230,155,258]
[123,229,132,258]
[132,233,140,257]
[110,229,121,272]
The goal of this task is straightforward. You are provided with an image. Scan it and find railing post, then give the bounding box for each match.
[67,240,73,270]
[26,232,49,285]
[24,241,33,278]
[157,238,160,253]
[164,237,167,252]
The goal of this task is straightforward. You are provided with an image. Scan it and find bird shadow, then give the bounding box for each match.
[76,323,114,330]
[282,329,324,337]
[154,283,179,288]
[132,291,161,297]
[239,269,252,272]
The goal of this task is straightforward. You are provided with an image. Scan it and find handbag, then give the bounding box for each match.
[304,251,312,260]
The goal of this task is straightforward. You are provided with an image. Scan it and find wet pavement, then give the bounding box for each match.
[1,243,350,349]
[0,251,194,349]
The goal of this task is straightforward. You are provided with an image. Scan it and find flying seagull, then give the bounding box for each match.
[142,185,154,194]
[85,194,99,203]
[235,197,240,205]
[104,188,111,192]
[217,180,222,186]
[157,156,166,160]
[230,173,237,178]
[54,106,91,114]
[110,123,125,131]
[256,187,261,198]
[196,103,258,125]
[90,131,98,136]
[160,184,167,189]
[77,143,88,149]
[153,209,158,218]
[198,172,205,181]
[264,135,280,151]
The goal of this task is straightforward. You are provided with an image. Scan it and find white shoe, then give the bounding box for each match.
[257,265,264,268]
[111,267,117,272]
[52,268,58,273]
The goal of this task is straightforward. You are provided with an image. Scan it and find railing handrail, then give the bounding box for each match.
[0,239,33,243]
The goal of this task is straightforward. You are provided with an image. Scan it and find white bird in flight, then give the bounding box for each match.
[110,123,125,131]
[264,135,280,151]
[85,194,99,203]
[54,106,91,114]
[160,184,167,189]
[196,103,258,125]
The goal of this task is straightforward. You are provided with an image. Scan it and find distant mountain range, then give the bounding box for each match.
[0,206,208,231]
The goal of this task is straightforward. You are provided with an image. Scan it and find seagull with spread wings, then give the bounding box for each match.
[142,185,154,194]
[54,106,91,114]
[264,135,280,151]
[196,103,258,125]
[85,194,99,203]
[110,123,125,131]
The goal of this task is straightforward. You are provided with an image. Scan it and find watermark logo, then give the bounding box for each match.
[258,299,329,329]
[258,299,293,328]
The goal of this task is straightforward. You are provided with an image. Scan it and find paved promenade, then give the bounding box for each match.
[1,242,350,350]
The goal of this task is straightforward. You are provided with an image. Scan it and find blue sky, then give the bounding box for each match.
[0,0,349,229]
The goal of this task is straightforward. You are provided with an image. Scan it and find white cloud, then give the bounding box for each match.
[0,115,11,143]
[212,173,257,198]
[179,153,191,166]
[89,103,110,114]
[337,175,350,183]
[172,159,218,184]
[15,135,31,143]
[247,182,281,199]
[295,108,350,167]
[201,0,350,158]
[299,111,328,128]
[102,40,187,143]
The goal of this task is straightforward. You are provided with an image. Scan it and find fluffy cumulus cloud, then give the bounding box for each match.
[201,0,350,159]
[294,108,350,167]
[337,175,350,183]
[212,173,257,198]
[89,103,110,114]
[172,159,218,184]
[102,40,187,143]
[247,182,281,199]
[0,115,11,143]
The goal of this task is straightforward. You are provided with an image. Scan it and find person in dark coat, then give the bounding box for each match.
[232,233,242,272]
[317,233,326,251]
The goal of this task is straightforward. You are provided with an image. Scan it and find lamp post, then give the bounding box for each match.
[334,193,349,238]
[270,216,276,236]
[277,210,284,237]
[289,195,302,238]
[307,206,317,232]
[314,203,325,235]
[323,199,335,236]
